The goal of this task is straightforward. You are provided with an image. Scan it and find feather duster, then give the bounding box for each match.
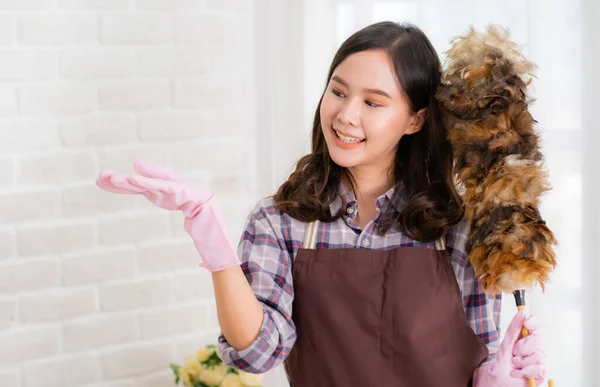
[437,25,557,295]
[437,26,558,387]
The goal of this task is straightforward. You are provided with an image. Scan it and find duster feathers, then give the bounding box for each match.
[437,25,557,294]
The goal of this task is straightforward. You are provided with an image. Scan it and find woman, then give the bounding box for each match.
[97,22,547,386]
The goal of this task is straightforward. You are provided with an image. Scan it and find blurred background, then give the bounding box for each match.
[0,0,597,386]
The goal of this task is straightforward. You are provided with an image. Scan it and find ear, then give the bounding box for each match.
[405,108,428,135]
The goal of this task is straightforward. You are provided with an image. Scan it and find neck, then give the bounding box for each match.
[342,165,395,202]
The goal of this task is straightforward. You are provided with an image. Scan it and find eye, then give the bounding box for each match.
[365,100,381,107]
[331,89,345,98]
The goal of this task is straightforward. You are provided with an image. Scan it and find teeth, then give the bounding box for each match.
[335,131,364,144]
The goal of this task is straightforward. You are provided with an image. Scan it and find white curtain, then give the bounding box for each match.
[255,1,599,385]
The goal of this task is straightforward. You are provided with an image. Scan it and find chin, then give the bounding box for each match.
[323,126,365,168]
[327,148,362,169]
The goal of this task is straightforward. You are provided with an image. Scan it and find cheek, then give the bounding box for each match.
[319,96,335,126]
[365,111,408,139]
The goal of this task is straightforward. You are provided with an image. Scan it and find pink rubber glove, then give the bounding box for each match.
[96,160,241,272]
[473,310,547,387]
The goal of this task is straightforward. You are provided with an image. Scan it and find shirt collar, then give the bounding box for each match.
[385,180,408,213]
[329,180,407,217]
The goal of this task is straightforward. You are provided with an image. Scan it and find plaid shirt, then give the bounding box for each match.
[218,182,502,373]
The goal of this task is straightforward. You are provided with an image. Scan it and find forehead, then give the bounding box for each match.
[331,49,401,95]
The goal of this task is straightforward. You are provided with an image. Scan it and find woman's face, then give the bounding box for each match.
[320,49,423,172]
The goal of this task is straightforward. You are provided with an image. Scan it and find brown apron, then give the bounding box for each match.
[284,220,489,387]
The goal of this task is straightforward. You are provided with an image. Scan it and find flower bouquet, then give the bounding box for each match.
[170,345,263,387]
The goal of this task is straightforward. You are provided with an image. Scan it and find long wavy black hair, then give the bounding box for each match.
[274,21,463,242]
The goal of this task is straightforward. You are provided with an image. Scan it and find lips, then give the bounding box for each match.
[333,129,366,143]
[331,127,366,150]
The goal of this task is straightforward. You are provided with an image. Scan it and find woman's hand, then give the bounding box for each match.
[473,310,547,387]
[96,160,240,272]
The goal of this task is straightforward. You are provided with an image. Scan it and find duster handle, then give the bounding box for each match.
[513,291,555,387]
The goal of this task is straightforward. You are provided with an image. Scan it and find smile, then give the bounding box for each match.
[334,130,366,144]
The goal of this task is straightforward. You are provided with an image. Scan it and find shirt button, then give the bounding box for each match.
[362,239,370,247]
[346,207,354,214]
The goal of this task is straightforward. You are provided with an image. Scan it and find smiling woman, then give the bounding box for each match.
[96,19,549,387]
[276,24,461,242]
[251,1,595,386]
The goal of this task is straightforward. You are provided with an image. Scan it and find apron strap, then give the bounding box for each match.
[434,236,446,251]
[303,220,445,251]
[302,220,320,249]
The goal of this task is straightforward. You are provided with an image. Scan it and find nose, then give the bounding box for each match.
[336,98,361,127]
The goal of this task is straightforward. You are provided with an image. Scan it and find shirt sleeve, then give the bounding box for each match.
[218,200,297,373]
[445,218,502,366]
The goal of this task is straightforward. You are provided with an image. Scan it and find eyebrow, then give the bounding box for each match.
[331,75,392,99]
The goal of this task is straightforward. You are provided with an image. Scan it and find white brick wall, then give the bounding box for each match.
[0,1,275,386]
[18,13,98,45]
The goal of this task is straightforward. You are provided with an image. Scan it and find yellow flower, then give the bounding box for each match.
[178,367,193,387]
[184,357,204,380]
[196,347,214,363]
[220,374,244,387]
[238,371,263,386]
[200,364,228,385]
